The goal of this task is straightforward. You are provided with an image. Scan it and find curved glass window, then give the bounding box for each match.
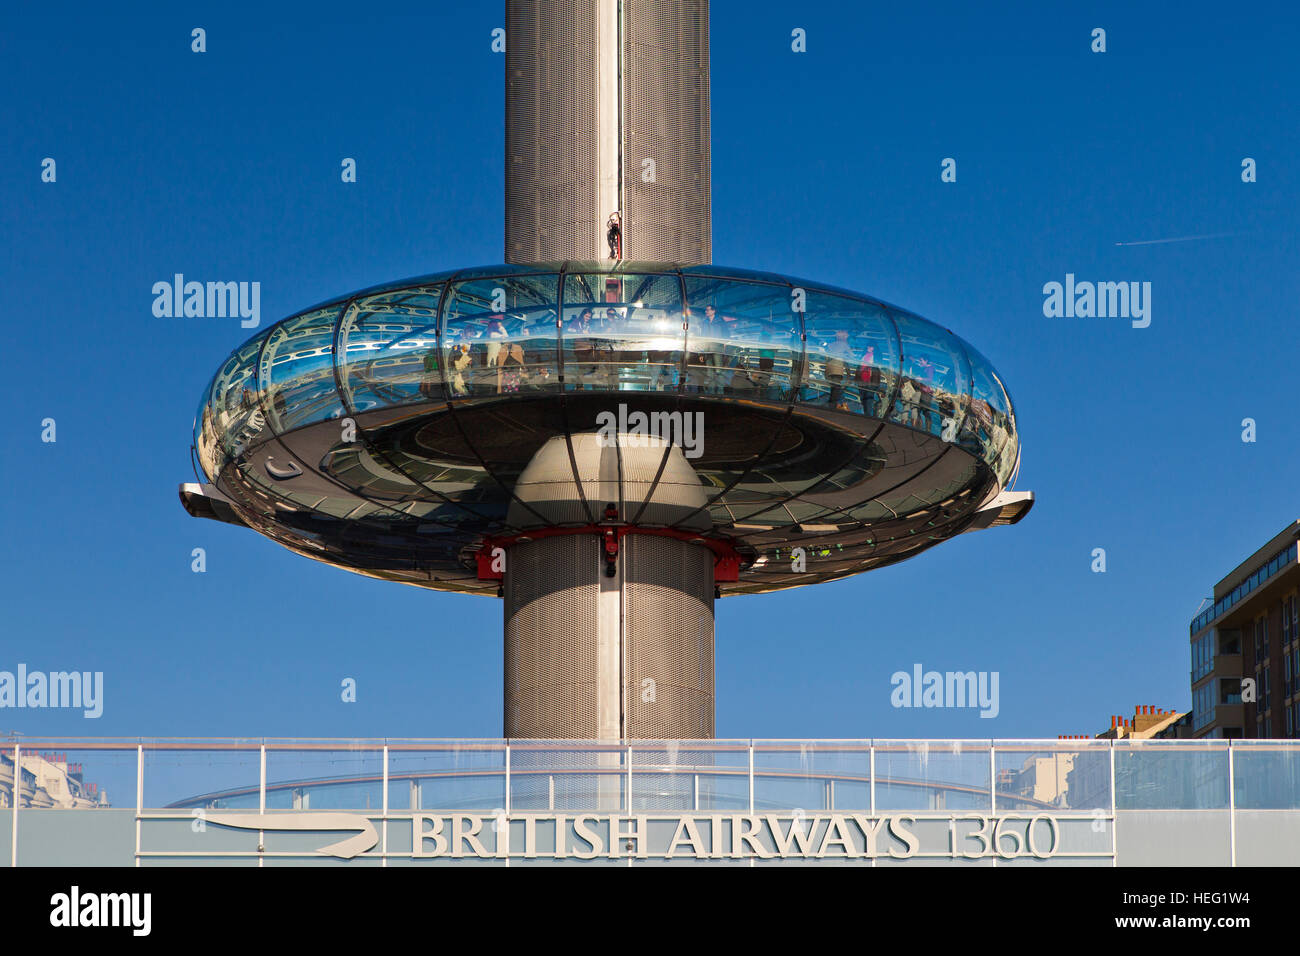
[258,306,345,433]
[205,328,273,470]
[191,263,1025,596]
[338,286,444,411]
[961,344,1012,469]
[561,272,683,392]
[443,275,560,399]
[800,292,898,417]
[887,310,971,442]
[682,277,799,402]
[992,371,1019,486]
[193,368,223,479]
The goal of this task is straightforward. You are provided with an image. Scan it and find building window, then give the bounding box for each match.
[1191,632,1215,683]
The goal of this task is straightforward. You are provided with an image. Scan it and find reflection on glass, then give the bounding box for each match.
[208,330,273,470]
[873,742,992,812]
[258,307,345,433]
[443,276,560,398]
[752,744,871,812]
[887,311,970,441]
[683,277,799,402]
[1114,743,1230,810]
[338,286,444,411]
[562,273,684,392]
[200,270,1020,488]
[800,293,898,416]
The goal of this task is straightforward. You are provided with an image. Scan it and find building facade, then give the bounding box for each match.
[1189,520,1300,739]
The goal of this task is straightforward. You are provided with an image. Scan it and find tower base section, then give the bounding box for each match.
[504,533,715,739]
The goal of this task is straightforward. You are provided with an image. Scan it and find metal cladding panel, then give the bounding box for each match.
[505,0,602,263]
[504,536,602,737]
[623,0,712,264]
[623,535,716,738]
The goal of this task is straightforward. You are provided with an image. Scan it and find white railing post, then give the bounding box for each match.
[382,745,389,868]
[259,744,266,868]
[10,744,18,867]
[1228,741,1236,867]
[989,742,997,868]
[135,744,144,867]
[505,743,511,815]
[869,743,876,816]
[1109,739,1117,867]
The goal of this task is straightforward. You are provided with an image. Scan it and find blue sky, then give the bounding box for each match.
[2,0,1297,745]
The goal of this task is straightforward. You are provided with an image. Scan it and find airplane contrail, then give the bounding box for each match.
[1114,232,1235,247]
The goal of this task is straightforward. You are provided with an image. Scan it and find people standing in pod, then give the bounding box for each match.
[486,316,507,370]
[449,343,473,397]
[567,307,597,389]
[857,343,878,416]
[824,327,854,411]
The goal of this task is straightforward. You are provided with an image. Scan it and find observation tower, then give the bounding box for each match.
[181,0,1032,741]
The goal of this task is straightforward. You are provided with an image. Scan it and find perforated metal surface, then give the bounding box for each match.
[623,0,711,264]
[504,536,602,737]
[505,0,601,262]
[505,0,711,264]
[503,530,715,739]
[624,535,716,738]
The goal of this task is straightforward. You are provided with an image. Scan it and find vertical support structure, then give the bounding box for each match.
[381,744,389,867]
[869,742,876,868]
[504,533,715,739]
[989,742,997,868]
[1228,741,1236,867]
[503,435,715,740]
[869,743,876,815]
[596,0,620,243]
[135,744,144,868]
[1109,740,1117,867]
[258,744,266,869]
[505,0,711,264]
[10,744,18,868]
[596,543,623,740]
[621,0,711,263]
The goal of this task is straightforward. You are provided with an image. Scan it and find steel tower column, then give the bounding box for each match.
[502,436,716,740]
[505,0,711,264]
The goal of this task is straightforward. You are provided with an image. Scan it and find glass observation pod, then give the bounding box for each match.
[186,262,1029,596]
